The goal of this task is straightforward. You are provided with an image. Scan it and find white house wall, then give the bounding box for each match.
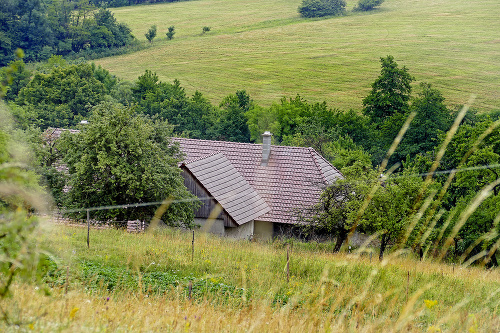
[254,220,273,241]
[225,220,254,240]
[194,218,225,236]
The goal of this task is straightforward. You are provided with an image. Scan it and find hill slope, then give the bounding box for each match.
[94,0,500,111]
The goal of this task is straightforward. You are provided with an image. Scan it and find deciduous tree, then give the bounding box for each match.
[59,101,199,225]
[16,63,107,129]
[363,55,414,122]
[298,0,346,18]
[145,25,157,43]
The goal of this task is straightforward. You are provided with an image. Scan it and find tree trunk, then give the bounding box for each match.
[486,249,499,268]
[453,238,460,258]
[379,233,388,261]
[333,229,347,253]
[491,250,499,267]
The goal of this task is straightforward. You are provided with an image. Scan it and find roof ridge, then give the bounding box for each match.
[308,147,328,184]
[172,137,258,147]
[311,148,343,176]
[182,151,222,165]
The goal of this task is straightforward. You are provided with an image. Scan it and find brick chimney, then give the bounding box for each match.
[261,131,272,166]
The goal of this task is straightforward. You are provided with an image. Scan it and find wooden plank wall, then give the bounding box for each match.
[181,168,237,227]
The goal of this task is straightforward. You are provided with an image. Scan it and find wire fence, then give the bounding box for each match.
[55,163,500,216]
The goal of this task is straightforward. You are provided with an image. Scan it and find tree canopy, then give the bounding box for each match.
[59,102,199,225]
[298,0,346,18]
[16,62,109,129]
[363,55,414,122]
[0,1,134,66]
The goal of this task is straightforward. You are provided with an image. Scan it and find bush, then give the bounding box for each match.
[354,0,384,11]
[298,0,346,18]
[166,26,175,40]
[202,26,211,34]
[145,25,157,43]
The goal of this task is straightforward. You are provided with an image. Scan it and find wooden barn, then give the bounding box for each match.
[173,132,343,240]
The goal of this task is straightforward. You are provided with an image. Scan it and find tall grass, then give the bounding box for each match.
[2,223,498,332]
[93,0,500,111]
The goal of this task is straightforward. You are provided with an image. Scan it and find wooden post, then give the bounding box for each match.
[65,266,69,294]
[86,209,90,248]
[370,252,372,263]
[188,280,193,300]
[286,244,290,283]
[191,230,194,262]
[406,271,410,303]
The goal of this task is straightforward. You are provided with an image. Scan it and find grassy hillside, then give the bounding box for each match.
[3,224,499,331]
[93,0,500,112]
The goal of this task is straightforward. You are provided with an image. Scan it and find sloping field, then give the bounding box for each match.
[95,0,500,111]
[3,225,498,331]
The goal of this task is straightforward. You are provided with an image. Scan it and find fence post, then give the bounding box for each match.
[286,244,290,283]
[65,266,69,294]
[188,280,193,300]
[87,209,90,248]
[191,230,194,262]
[406,271,410,303]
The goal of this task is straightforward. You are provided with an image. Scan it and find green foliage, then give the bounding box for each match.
[166,26,175,40]
[354,0,384,11]
[304,176,369,252]
[132,71,217,139]
[450,195,500,265]
[327,135,373,178]
[80,260,246,301]
[246,96,373,164]
[247,95,316,143]
[397,83,452,159]
[213,90,252,142]
[0,83,47,301]
[363,55,414,122]
[426,114,500,208]
[298,0,346,18]
[145,25,157,43]
[0,59,32,102]
[59,101,199,225]
[361,167,434,259]
[202,26,211,34]
[0,0,53,65]
[88,0,184,8]
[0,2,134,66]
[91,63,118,94]
[16,63,107,129]
[402,111,500,263]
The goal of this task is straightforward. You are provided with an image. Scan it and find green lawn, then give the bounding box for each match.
[94,0,500,112]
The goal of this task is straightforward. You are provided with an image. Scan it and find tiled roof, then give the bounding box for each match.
[43,127,80,144]
[181,153,270,226]
[172,138,343,225]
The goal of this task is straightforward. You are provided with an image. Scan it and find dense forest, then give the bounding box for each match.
[89,0,184,7]
[0,0,135,66]
[1,51,499,265]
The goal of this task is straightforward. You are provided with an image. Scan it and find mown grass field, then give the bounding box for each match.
[3,222,499,332]
[94,0,500,112]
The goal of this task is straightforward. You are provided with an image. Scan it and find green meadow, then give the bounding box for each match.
[94,0,500,111]
[2,223,498,332]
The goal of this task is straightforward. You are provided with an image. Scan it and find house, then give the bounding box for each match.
[172,132,343,240]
